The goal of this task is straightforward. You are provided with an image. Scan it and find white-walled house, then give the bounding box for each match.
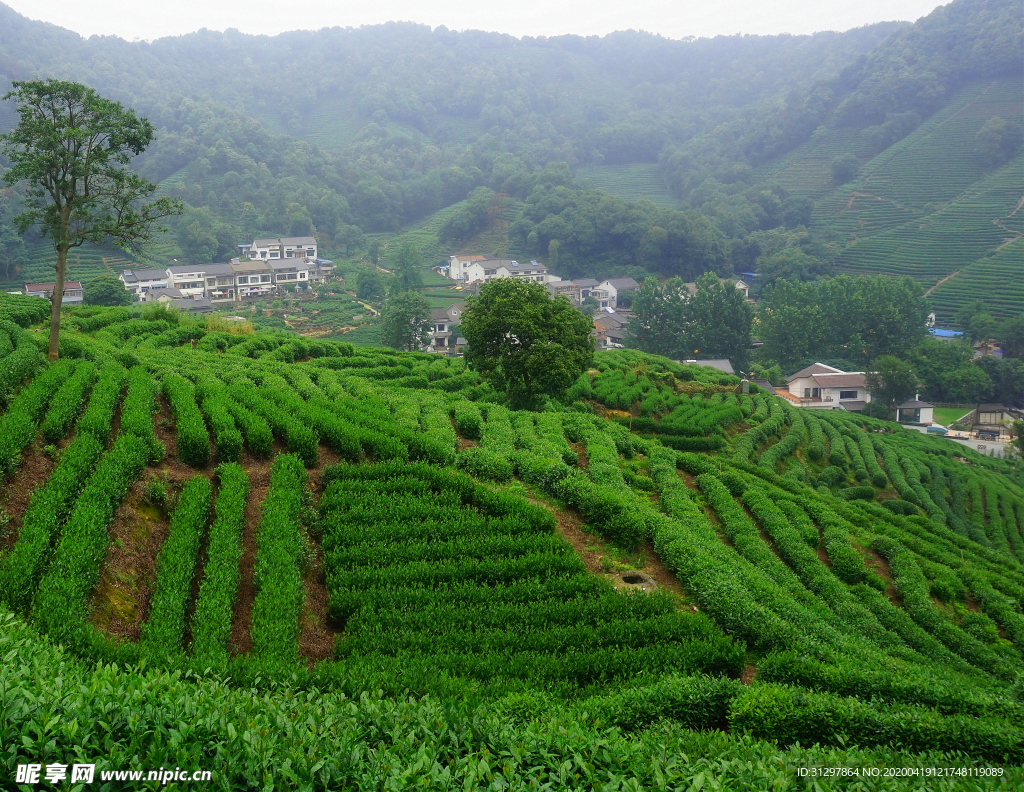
[119,268,169,300]
[24,281,83,304]
[165,266,209,299]
[596,278,640,309]
[240,236,317,262]
[786,363,870,411]
[447,256,559,285]
[270,259,310,286]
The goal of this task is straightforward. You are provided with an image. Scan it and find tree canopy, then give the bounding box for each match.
[84,274,133,307]
[1,79,181,359]
[626,273,753,370]
[756,275,929,372]
[379,291,432,352]
[866,356,920,420]
[461,279,594,408]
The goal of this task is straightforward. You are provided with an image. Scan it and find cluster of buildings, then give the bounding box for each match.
[443,256,640,311]
[435,255,645,353]
[116,238,334,312]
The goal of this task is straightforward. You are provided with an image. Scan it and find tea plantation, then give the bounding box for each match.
[1,293,1023,790]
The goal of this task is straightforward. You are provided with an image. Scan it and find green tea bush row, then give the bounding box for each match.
[900,455,946,525]
[119,366,163,461]
[75,362,127,445]
[32,434,150,645]
[140,476,212,662]
[851,585,981,677]
[0,359,75,476]
[72,307,131,332]
[451,400,483,440]
[0,320,44,405]
[230,378,318,466]
[162,373,211,468]
[552,470,649,548]
[843,434,868,482]
[194,376,243,463]
[839,485,876,501]
[757,651,1019,721]
[730,683,1022,763]
[40,360,98,443]
[0,433,104,613]
[189,463,250,666]
[805,414,825,460]
[697,474,826,611]
[0,293,49,326]
[801,500,866,584]
[777,499,820,549]
[455,446,514,482]
[857,434,888,488]
[871,537,1016,679]
[741,488,899,654]
[250,454,308,665]
[758,408,804,470]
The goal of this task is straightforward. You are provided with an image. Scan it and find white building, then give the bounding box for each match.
[270,259,310,286]
[596,278,640,309]
[786,363,870,411]
[119,268,169,300]
[240,236,317,261]
[447,256,559,285]
[165,265,212,300]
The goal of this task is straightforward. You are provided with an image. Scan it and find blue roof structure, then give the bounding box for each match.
[929,328,964,338]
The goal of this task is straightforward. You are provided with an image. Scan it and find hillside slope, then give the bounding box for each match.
[1,295,1023,787]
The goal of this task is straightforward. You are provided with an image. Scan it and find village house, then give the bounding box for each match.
[596,278,640,309]
[270,259,310,287]
[428,302,467,353]
[230,259,275,298]
[24,281,83,305]
[239,236,317,261]
[119,268,169,299]
[165,265,211,300]
[683,276,750,300]
[446,256,560,285]
[202,263,238,304]
[785,363,871,411]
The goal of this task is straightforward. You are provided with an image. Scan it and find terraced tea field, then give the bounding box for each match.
[1,294,1022,789]
[576,163,685,208]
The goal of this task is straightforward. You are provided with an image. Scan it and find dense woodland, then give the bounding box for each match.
[0,0,1021,323]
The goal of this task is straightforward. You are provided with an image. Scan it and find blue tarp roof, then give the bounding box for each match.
[929,328,964,338]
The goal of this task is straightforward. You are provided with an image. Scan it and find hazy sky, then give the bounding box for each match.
[6,0,946,41]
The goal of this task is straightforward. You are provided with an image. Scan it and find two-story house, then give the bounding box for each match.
[230,259,275,297]
[119,268,169,300]
[203,263,238,304]
[240,237,317,262]
[165,265,210,299]
[448,257,559,285]
[596,278,640,309]
[270,259,310,288]
[428,302,466,352]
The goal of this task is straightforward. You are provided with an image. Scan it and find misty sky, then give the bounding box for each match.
[7,0,945,41]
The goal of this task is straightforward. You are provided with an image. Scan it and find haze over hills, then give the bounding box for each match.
[0,0,1020,319]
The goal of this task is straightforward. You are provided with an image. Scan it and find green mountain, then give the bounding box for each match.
[0,0,1019,313]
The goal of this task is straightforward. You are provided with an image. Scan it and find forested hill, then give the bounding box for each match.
[0,0,1020,317]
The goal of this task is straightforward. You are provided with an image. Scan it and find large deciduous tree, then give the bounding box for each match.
[461,279,594,409]
[0,79,181,360]
[379,290,432,352]
[84,273,133,307]
[866,355,919,421]
[626,273,752,370]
